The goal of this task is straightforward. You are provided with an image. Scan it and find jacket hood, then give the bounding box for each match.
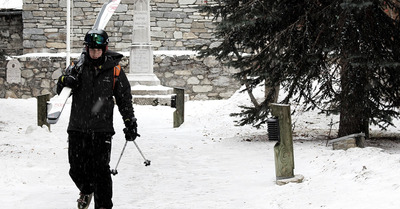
[83,50,123,69]
[103,50,123,68]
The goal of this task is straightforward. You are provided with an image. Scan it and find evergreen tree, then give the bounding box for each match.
[197,0,400,137]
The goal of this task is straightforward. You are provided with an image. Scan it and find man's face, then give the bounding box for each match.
[89,48,103,60]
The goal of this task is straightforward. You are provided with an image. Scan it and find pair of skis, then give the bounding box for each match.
[47,0,121,124]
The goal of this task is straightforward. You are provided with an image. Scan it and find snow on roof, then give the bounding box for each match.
[0,0,23,10]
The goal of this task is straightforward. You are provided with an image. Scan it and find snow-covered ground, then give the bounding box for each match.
[1,88,400,209]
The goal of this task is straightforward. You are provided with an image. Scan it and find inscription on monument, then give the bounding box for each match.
[133,12,147,29]
[131,48,150,73]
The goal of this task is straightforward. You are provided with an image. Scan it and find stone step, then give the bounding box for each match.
[132,94,174,106]
[131,85,174,96]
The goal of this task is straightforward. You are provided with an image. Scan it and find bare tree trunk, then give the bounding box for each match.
[245,83,260,108]
[265,84,280,103]
[338,64,369,137]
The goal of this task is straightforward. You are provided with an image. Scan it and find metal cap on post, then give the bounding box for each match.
[267,117,280,141]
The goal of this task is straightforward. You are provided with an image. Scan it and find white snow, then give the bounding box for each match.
[1,87,400,209]
[0,0,22,9]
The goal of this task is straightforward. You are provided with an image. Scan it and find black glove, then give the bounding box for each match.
[57,64,80,94]
[56,74,78,94]
[59,74,79,89]
[124,117,139,141]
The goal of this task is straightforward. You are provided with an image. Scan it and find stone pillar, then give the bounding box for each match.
[128,0,174,105]
[128,0,160,86]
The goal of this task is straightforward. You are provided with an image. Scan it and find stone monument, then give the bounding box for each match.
[128,0,173,105]
[6,60,21,84]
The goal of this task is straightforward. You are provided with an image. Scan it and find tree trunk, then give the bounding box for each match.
[265,82,280,103]
[338,65,369,137]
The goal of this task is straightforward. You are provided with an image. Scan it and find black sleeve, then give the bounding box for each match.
[56,78,64,95]
[113,68,135,122]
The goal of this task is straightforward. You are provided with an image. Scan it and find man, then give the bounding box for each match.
[57,29,138,209]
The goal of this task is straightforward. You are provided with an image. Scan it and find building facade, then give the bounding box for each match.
[0,0,241,100]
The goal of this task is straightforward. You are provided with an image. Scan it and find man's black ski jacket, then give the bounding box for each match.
[57,50,135,134]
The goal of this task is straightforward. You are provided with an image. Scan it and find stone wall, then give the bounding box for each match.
[0,56,64,98]
[150,0,219,50]
[0,54,240,100]
[154,53,240,100]
[0,10,24,56]
[0,1,240,101]
[22,0,218,54]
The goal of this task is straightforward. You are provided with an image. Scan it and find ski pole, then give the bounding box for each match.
[110,141,128,175]
[124,129,151,167]
[132,140,151,166]
[110,133,151,175]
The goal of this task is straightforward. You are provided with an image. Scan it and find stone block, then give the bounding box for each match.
[183,32,198,39]
[74,2,91,7]
[203,56,219,67]
[276,174,304,186]
[32,11,47,17]
[23,4,39,10]
[157,20,176,27]
[21,69,34,78]
[156,3,178,8]
[212,76,231,87]
[41,79,50,88]
[193,85,212,93]
[46,42,66,49]
[164,12,187,19]
[174,70,192,76]
[31,35,47,40]
[5,91,18,99]
[179,0,197,4]
[151,31,166,38]
[44,0,58,4]
[116,4,128,12]
[332,138,356,150]
[174,31,183,39]
[24,28,44,35]
[187,76,200,84]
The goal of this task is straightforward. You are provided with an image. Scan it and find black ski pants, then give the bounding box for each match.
[68,131,113,209]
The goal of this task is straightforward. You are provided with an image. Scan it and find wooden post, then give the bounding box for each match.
[37,94,50,130]
[173,88,184,128]
[270,103,294,180]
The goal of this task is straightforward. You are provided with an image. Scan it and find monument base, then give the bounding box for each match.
[276,174,304,186]
[127,73,161,86]
[131,85,175,106]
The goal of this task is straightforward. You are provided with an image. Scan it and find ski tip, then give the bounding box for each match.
[47,118,59,125]
[47,111,61,124]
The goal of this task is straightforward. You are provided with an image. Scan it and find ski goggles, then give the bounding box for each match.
[85,34,107,46]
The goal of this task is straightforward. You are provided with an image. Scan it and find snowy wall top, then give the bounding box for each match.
[0,0,23,10]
